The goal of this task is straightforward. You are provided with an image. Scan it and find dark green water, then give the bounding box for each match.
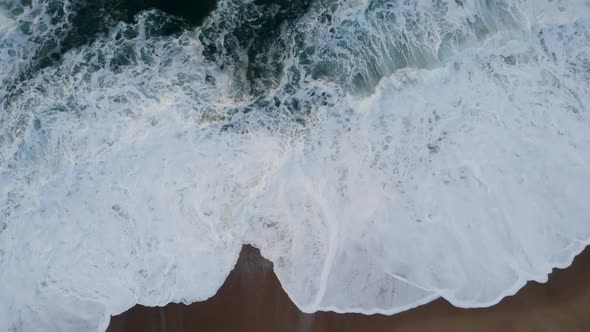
[3,0,217,104]
[125,0,217,26]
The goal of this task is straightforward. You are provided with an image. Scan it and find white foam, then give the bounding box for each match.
[1,0,590,330]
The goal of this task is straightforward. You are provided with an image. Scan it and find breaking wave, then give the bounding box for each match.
[1,0,589,330]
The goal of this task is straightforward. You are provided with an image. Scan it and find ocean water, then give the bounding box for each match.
[1,0,590,330]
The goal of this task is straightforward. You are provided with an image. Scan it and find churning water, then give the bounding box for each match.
[1,0,590,330]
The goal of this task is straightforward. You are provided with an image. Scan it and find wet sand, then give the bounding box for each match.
[108,245,590,332]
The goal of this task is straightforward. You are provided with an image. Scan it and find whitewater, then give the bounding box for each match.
[1,0,590,330]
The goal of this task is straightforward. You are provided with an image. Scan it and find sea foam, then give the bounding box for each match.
[1,0,589,330]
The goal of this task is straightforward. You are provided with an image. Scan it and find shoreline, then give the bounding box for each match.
[107,245,590,332]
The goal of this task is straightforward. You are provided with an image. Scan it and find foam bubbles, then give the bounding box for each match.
[1,0,590,331]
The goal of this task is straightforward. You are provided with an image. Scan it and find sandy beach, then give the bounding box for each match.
[2,1,590,331]
[107,245,590,332]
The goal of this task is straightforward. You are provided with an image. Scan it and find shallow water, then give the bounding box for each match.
[1,1,589,331]
[107,245,590,332]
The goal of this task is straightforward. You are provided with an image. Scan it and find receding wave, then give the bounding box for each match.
[1,0,589,330]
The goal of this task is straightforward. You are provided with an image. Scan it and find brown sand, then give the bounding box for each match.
[107,245,590,332]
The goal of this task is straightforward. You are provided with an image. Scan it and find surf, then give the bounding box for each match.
[1,0,589,331]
